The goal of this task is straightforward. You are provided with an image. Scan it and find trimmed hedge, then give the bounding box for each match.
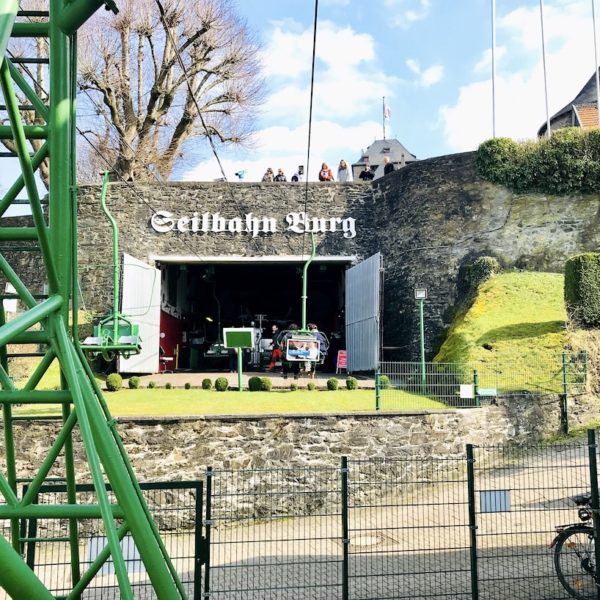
[201,378,212,390]
[345,376,358,390]
[128,376,141,390]
[477,129,600,194]
[248,376,263,392]
[147,380,157,389]
[215,377,229,392]
[307,381,317,391]
[261,377,273,391]
[165,382,172,389]
[565,253,600,327]
[379,375,390,389]
[184,382,192,390]
[327,377,339,391]
[106,373,122,392]
[290,382,298,391]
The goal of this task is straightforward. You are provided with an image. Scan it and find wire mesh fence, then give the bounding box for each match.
[0,480,202,600]
[4,436,600,599]
[203,464,344,600]
[378,353,588,409]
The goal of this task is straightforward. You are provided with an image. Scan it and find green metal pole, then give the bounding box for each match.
[466,444,480,600]
[561,352,569,435]
[0,295,62,348]
[419,299,426,392]
[0,306,19,551]
[237,348,243,391]
[473,369,480,407]
[301,233,316,332]
[375,371,381,410]
[0,2,17,67]
[99,171,121,343]
[58,0,117,35]
[0,535,55,600]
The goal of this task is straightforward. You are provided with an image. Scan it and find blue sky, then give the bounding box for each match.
[180,0,600,182]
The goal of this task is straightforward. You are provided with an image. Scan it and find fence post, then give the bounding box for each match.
[587,430,600,600]
[193,481,203,600]
[561,352,569,435]
[375,371,381,411]
[203,467,213,599]
[466,444,479,600]
[341,456,349,600]
[473,369,480,408]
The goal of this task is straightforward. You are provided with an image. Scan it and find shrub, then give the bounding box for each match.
[565,253,600,327]
[201,378,212,390]
[248,376,263,392]
[469,256,500,289]
[106,373,122,392]
[477,129,600,194]
[128,376,141,390]
[215,377,228,392]
[290,382,298,391]
[346,376,358,390]
[261,377,272,392]
[326,377,339,391]
[147,380,157,389]
[379,375,391,389]
[165,382,172,390]
[307,381,317,391]
[184,382,192,390]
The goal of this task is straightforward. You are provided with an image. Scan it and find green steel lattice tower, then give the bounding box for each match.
[0,2,186,598]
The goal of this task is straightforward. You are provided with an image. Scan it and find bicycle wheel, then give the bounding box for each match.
[554,526,596,600]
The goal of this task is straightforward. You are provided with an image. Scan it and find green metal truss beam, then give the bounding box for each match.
[0,1,187,598]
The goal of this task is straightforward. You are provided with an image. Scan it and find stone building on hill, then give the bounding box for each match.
[538,70,600,136]
[351,138,417,180]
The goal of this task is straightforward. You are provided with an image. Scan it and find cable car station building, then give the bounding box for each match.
[77,177,383,374]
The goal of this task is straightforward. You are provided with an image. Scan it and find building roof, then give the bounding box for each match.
[351,138,417,167]
[574,104,599,128]
[538,70,600,135]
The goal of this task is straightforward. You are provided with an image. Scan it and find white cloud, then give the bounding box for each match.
[384,0,431,28]
[405,58,444,87]
[181,120,383,183]
[258,21,399,123]
[440,0,599,152]
[473,46,507,74]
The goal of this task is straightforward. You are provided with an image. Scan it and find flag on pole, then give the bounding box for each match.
[384,104,392,120]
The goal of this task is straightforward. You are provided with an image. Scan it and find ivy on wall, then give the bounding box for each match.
[476,128,600,194]
[565,253,600,328]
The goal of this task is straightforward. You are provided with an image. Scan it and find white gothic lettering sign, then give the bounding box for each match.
[150,211,357,239]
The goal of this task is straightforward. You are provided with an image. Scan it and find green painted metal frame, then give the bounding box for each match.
[0,2,187,598]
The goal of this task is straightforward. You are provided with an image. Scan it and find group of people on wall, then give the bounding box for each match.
[261,157,395,183]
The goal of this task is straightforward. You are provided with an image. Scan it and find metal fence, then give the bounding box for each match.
[201,432,600,600]
[0,480,202,600]
[378,352,588,409]
[4,437,600,599]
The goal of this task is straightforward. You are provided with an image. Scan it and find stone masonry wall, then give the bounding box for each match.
[2,391,598,485]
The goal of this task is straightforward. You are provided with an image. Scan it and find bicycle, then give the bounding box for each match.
[551,493,597,599]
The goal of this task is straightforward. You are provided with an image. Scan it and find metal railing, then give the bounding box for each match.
[200,433,600,600]
[0,480,202,600]
[377,352,588,409]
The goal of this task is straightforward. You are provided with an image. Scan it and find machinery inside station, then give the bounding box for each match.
[156,261,347,372]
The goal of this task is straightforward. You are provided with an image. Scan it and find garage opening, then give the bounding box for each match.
[156,258,350,372]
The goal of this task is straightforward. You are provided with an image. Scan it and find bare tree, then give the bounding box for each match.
[78,0,264,182]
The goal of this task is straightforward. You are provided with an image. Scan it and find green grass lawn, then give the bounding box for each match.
[435,271,568,392]
[15,388,448,417]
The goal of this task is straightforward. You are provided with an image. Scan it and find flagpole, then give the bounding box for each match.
[492,0,497,138]
[382,96,386,140]
[539,0,551,137]
[592,0,600,126]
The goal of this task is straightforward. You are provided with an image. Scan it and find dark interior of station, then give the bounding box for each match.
[158,261,347,371]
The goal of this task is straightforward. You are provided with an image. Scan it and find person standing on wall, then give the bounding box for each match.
[359,162,374,181]
[337,159,352,182]
[383,156,395,175]
[318,162,334,181]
